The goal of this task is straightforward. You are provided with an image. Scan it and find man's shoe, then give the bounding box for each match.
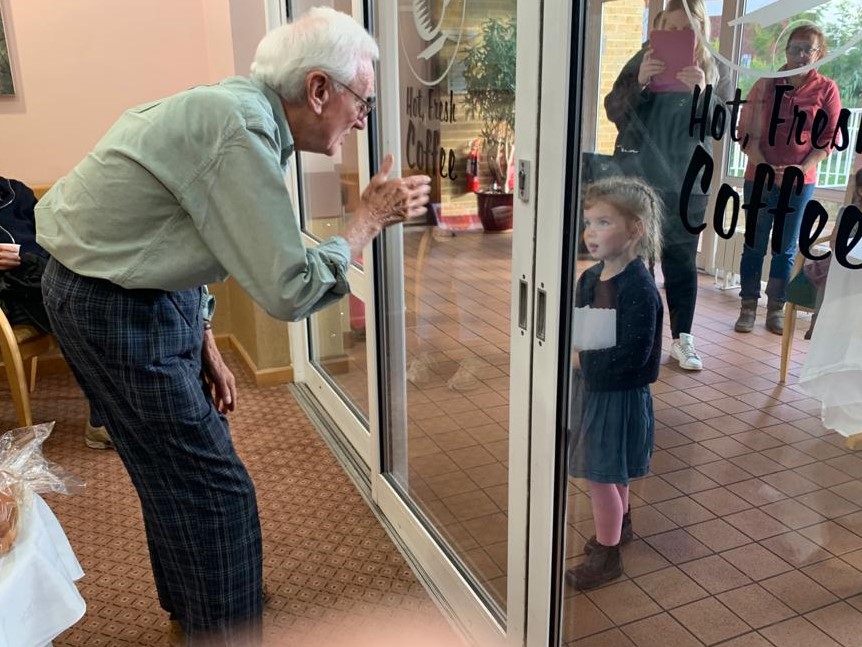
[765,301,784,335]
[84,420,114,450]
[734,299,757,333]
[584,508,633,555]
[565,542,623,590]
[671,333,703,371]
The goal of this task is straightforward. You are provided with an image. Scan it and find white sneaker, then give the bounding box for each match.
[671,333,703,371]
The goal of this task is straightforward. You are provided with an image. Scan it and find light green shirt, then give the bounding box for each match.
[36,77,350,321]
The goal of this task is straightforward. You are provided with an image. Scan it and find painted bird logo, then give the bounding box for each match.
[412,0,453,59]
[684,0,862,78]
[729,0,829,26]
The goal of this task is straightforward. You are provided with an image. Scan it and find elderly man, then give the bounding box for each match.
[36,7,430,645]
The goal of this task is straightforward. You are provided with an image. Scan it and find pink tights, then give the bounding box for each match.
[588,482,629,546]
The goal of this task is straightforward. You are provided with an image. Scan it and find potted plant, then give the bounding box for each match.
[462,16,516,231]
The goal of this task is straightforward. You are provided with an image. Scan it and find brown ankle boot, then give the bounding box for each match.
[566,542,623,590]
[734,299,757,333]
[766,301,784,335]
[583,508,632,555]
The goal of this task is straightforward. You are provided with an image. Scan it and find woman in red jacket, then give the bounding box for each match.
[734,25,841,335]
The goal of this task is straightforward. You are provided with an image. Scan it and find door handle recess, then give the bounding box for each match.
[535,287,546,342]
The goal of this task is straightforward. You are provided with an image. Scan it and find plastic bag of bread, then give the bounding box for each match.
[0,422,85,555]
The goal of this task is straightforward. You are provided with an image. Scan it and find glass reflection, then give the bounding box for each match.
[308,295,369,421]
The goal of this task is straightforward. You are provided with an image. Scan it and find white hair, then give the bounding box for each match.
[250,7,379,102]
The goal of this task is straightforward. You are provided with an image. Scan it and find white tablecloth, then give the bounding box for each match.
[0,493,85,647]
[800,238,862,436]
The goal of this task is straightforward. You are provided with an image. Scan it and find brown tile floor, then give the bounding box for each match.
[0,352,456,647]
[564,272,862,647]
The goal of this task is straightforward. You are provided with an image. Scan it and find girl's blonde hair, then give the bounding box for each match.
[583,177,664,262]
[664,0,718,86]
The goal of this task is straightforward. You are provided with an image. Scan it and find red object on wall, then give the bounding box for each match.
[466,141,480,193]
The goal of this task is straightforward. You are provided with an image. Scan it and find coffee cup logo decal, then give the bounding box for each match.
[401,0,469,87]
[683,0,862,78]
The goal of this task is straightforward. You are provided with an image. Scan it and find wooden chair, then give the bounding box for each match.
[0,307,56,427]
[779,235,831,383]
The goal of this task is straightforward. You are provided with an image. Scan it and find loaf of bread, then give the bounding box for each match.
[0,486,20,555]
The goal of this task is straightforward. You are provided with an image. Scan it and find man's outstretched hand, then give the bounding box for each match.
[344,154,431,258]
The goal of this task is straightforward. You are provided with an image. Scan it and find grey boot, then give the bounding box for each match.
[565,542,623,590]
[766,301,784,335]
[734,299,757,333]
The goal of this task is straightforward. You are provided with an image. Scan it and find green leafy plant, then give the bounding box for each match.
[462,17,517,190]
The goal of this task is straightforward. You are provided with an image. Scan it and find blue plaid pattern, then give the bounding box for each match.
[42,259,262,645]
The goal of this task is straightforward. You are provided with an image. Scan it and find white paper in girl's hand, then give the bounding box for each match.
[572,307,617,350]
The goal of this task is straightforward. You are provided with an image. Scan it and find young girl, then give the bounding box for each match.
[567,177,664,590]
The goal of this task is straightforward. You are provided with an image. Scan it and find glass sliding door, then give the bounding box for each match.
[553,1,862,646]
[382,0,518,611]
[371,1,545,643]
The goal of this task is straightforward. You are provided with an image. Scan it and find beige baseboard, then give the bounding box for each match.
[1,335,293,390]
[218,333,294,387]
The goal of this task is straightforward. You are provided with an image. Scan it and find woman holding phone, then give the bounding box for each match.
[734,25,841,336]
[605,0,729,371]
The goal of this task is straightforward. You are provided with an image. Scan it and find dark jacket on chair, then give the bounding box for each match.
[0,177,52,332]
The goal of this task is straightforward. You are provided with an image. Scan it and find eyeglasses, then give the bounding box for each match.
[787,44,820,57]
[332,79,376,119]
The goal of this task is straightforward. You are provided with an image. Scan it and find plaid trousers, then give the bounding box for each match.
[42,259,262,645]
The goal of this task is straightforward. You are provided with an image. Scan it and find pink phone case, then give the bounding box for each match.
[649,29,696,93]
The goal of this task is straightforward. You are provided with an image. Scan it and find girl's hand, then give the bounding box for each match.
[571,349,581,370]
[637,50,666,87]
[677,65,706,92]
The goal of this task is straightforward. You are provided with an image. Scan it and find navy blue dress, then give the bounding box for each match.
[568,259,663,484]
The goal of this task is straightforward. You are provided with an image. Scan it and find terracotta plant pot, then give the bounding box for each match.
[476,191,514,231]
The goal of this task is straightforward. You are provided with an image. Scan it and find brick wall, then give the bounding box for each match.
[597,0,647,154]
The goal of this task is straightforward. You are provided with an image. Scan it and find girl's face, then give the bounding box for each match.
[785,32,823,70]
[582,202,641,264]
[661,9,694,31]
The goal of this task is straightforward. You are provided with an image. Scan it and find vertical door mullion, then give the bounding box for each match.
[370,1,408,502]
[525,0,577,644]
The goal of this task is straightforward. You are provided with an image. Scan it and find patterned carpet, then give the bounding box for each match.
[0,351,457,646]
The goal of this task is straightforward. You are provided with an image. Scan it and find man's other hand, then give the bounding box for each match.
[202,329,237,414]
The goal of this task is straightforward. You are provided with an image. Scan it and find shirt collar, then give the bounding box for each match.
[254,78,295,167]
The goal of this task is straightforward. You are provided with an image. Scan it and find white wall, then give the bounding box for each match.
[0,0,267,185]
